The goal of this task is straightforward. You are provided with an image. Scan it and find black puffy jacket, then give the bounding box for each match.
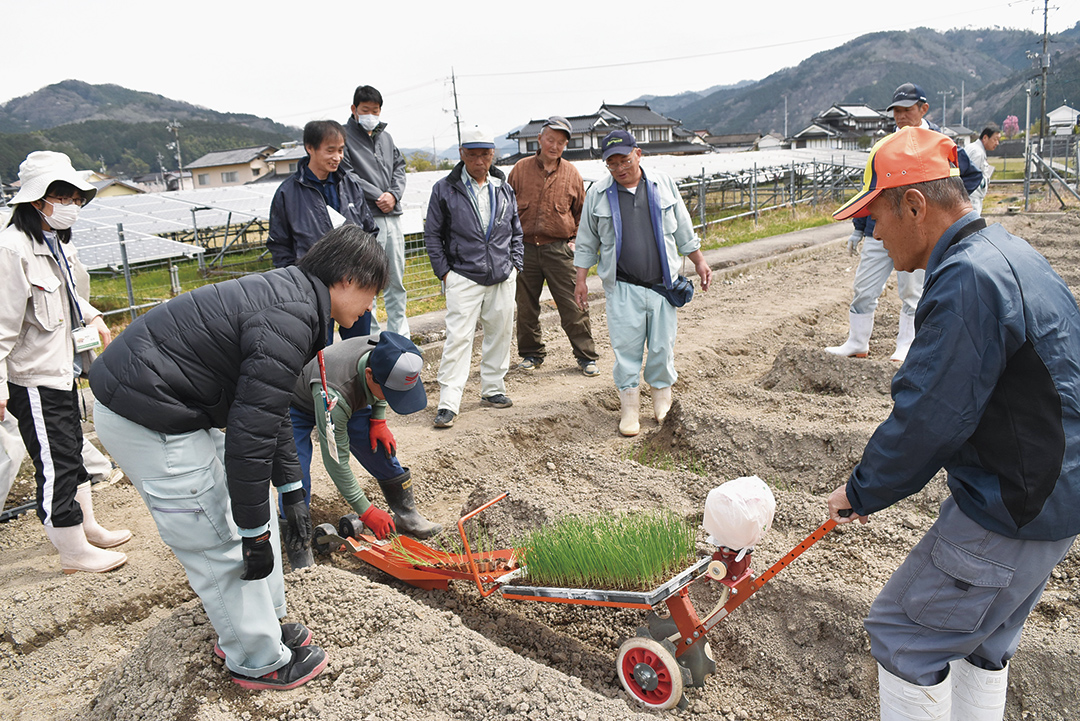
[89,266,330,529]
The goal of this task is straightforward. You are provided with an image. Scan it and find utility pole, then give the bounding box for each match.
[960,80,965,127]
[1038,0,1050,148]
[783,95,788,138]
[451,68,462,147]
[1024,82,1033,211]
[938,90,953,127]
[167,121,185,191]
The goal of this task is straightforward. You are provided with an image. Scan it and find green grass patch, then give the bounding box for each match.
[700,204,838,250]
[625,444,708,476]
[518,510,697,590]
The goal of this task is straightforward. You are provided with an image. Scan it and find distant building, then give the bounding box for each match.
[703,133,761,152]
[1047,104,1079,135]
[941,124,974,147]
[505,103,708,163]
[91,178,147,198]
[185,145,277,188]
[790,103,892,150]
[258,142,306,182]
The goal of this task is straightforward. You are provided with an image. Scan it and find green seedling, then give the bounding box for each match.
[518,510,697,591]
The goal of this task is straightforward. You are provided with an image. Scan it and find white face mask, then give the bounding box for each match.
[355,114,380,132]
[43,200,80,230]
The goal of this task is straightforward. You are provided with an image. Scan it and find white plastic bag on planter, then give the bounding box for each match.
[702,476,776,550]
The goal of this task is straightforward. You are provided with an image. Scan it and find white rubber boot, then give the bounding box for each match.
[878,663,950,720]
[951,659,1008,721]
[891,313,916,363]
[826,311,874,358]
[76,482,132,548]
[44,524,128,574]
[618,387,640,437]
[652,386,672,424]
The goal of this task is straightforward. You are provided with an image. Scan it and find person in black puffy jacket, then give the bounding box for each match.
[89,225,387,690]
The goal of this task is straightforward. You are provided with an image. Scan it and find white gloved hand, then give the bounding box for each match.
[847,231,863,256]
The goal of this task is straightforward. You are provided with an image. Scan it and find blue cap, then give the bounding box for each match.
[601,130,638,160]
[886,83,928,111]
[368,332,427,414]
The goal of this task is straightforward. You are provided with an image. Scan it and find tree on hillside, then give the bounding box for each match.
[406,151,451,173]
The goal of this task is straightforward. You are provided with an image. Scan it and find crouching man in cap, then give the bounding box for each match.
[90,226,388,690]
[574,130,711,437]
[827,127,1080,720]
[287,331,441,565]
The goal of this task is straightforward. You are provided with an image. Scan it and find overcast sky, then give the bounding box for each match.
[2,0,1071,152]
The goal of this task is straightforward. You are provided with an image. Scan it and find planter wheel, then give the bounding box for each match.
[616,637,684,710]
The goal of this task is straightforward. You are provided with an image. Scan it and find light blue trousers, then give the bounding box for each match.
[851,237,924,317]
[369,214,410,337]
[865,496,1075,686]
[93,402,291,677]
[606,282,677,391]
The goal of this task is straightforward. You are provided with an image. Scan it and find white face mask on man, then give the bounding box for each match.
[355,114,380,132]
[42,200,80,230]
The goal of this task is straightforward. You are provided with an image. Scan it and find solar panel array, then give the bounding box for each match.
[68,146,868,270]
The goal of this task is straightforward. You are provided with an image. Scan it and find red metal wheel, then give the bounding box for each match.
[615,637,684,710]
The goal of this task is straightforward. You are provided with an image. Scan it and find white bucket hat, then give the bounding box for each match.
[9,151,97,206]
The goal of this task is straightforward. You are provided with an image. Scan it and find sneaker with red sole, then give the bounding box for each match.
[214,621,313,660]
[230,645,328,691]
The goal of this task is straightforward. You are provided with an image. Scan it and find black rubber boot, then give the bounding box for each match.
[377,469,443,539]
[280,519,314,570]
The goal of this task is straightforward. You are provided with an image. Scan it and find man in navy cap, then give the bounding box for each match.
[574,130,711,437]
[287,331,442,563]
[826,82,983,364]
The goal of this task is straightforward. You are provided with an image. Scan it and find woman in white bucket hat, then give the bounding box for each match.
[0,150,130,573]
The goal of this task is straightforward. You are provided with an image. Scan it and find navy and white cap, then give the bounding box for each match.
[600,129,638,160]
[368,332,427,414]
[460,124,496,149]
[886,83,928,111]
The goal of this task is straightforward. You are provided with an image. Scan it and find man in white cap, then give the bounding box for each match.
[574,130,711,437]
[507,116,598,377]
[424,125,523,429]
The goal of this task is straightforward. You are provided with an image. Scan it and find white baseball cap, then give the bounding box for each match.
[460,124,496,149]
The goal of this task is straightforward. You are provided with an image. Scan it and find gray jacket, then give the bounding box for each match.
[341,117,407,217]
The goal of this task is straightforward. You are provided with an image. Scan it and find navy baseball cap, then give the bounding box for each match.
[886,83,928,111]
[601,130,638,160]
[367,332,427,414]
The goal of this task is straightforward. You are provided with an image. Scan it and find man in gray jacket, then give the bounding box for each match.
[423,125,523,429]
[342,85,410,336]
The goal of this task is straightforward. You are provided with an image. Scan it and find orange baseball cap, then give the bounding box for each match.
[833,127,960,220]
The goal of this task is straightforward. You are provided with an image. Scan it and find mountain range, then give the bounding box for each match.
[2,23,1078,182]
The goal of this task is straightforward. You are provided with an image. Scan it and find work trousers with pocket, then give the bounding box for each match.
[368,214,410,337]
[515,241,597,362]
[865,496,1075,686]
[605,282,677,392]
[93,401,292,678]
[850,237,924,317]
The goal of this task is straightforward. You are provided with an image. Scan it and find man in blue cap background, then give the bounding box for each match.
[574,130,711,437]
[287,331,442,568]
[826,82,983,364]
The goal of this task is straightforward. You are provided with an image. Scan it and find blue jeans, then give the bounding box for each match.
[93,401,291,678]
[286,406,404,514]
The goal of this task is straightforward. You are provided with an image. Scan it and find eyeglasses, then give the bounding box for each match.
[46,195,86,207]
[605,156,635,172]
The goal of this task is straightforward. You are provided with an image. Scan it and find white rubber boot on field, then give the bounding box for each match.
[652,386,672,424]
[618,387,640,437]
[951,659,1008,721]
[826,311,874,358]
[891,313,916,363]
[44,524,128,574]
[878,663,950,720]
[76,482,132,548]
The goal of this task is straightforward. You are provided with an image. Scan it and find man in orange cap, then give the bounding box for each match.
[827,126,1080,721]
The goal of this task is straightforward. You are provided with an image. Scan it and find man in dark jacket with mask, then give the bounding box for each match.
[268,119,378,339]
[90,226,388,691]
[424,124,523,429]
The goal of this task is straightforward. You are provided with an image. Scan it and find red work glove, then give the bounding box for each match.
[368,418,396,458]
[360,505,396,540]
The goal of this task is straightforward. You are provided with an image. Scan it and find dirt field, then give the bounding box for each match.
[2,211,1078,721]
